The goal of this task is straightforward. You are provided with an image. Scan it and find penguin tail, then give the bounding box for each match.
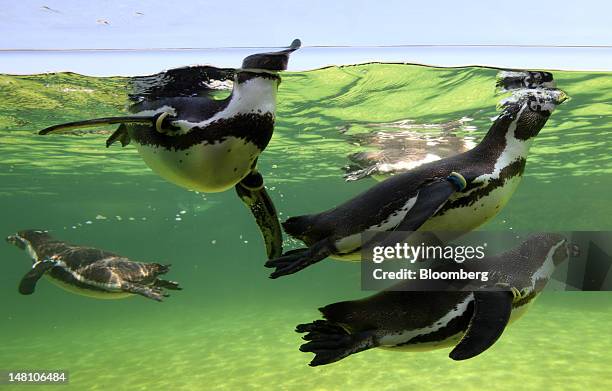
[152,263,171,275]
[281,215,313,239]
[295,319,376,366]
[319,301,354,323]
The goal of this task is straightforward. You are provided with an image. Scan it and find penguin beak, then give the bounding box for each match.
[555,90,569,104]
[241,39,301,71]
[6,234,26,250]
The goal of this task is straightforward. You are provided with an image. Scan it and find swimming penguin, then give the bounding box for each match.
[342,117,477,181]
[6,230,182,301]
[342,70,555,182]
[38,39,301,260]
[296,234,570,366]
[266,73,567,278]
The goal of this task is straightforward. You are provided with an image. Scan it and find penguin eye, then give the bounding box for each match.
[528,100,542,112]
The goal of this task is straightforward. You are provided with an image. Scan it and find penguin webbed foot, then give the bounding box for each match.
[296,320,375,366]
[235,171,283,260]
[122,282,169,302]
[153,278,182,291]
[264,239,334,279]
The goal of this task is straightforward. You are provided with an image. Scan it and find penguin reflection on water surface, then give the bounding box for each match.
[39,39,301,260]
[266,74,567,278]
[7,230,181,301]
[297,234,570,366]
[342,117,478,181]
[342,71,556,182]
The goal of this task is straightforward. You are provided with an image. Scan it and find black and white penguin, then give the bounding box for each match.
[342,70,555,182]
[39,39,301,260]
[266,73,567,278]
[296,234,570,366]
[6,230,181,301]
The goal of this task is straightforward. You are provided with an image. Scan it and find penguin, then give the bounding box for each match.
[341,70,555,182]
[6,230,182,301]
[266,72,567,278]
[38,39,301,260]
[296,233,570,366]
[342,117,477,181]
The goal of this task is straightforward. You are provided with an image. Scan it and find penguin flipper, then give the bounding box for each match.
[39,115,161,135]
[265,238,335,278]
[394,172,467,232]
[296,320,376,366]
[449,290,513,360]
[236,171,283,260]
[18,260,56,295]
[106,124,131,147]
[361,172,467,252]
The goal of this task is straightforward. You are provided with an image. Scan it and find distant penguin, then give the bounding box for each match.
[266,71,567,278]
[39,39,301,260]
[296,234,570,366]
[7,230,181,301]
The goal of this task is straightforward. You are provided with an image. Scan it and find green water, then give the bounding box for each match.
[0,63,611,390]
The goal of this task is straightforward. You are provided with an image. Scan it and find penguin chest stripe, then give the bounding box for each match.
[54,260,123,291]
[132,112,275,152]
[25,242,39,262]
[333,194,419,253]
[530,241,564,287]
[380,294,474,347]
[437,157,526,217]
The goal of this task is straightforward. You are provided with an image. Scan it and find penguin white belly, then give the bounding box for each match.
[378,295,535,353]
[378,293,473,351]
[135,137,260,193]
[381,333,463,352]
[421,175,524,232]
[330,175,522,261]
[45,275,132,299]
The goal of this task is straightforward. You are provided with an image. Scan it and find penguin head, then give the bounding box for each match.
[524,89,568,114]
[511,233,569,296]
[241,39,301,72]
[6,230,52,250]
[499,88,568,139]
